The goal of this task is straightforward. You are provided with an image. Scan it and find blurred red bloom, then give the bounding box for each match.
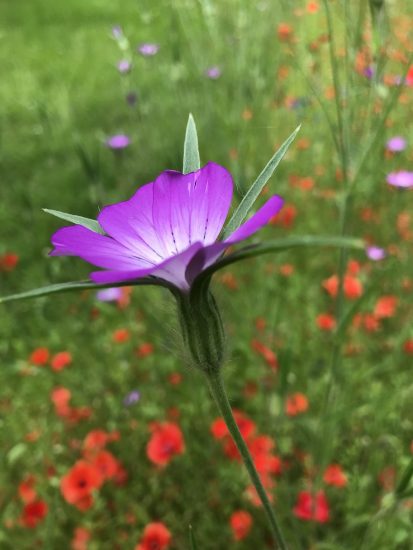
[285,393,309,416]
[88,450,120,481]
[322,274,363,300]
[135,522,171,550]
[277,23,293,41]
[18,475,37,504]
[230,510,253,541]
[0,252,19,272]
[251,339,278,370]
[71,527,91,550]
[270,204,297,228]
[112,328,130,343]
[378,466,396,491]
[136,342,154,357]
[61,460,103,510]
[374,296,397,319]
[146,422,185,467]
[51,386,72,417]
[21,500,48,528]
[51,351,72,372]
[293,490,330,522]
[403,339,413,354]
[83,430,110,453]
[316,313,336,331]
[29,347,49,366]
[323,464,348,487]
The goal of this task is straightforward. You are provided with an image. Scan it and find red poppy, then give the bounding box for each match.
[285,393,309,416]
[21,500,48,528]
[51,351,72,371]
[403,339,413,354]
[88,450,120,481]
[136,342,154,357]
[83,429,110,453]
[316,313,336,331]
[135,522,171,550]
[0,252,19,271]
[71,527,91,550]
[61,460,103,510]
[29,347,49,366]
[270,204,297,228]
[146,423,185,467]
[230,510,253,541]
[293,490,330,522]
[51,387,72,417]
[323,464,348,487]
[374,296,398,319]
[18,475,37,504]
[251,339,278,370]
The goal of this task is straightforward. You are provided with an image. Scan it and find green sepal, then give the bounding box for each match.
[183,114,201,174]
[43,209,104,234]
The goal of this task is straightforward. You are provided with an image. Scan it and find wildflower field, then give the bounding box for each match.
[2,0,413,548]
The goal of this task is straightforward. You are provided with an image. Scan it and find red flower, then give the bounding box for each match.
[29,347,49,366]
[135,522,172,550]
[83,429,110,453]
[21,500,48,528]
[293,490,330,522]
[230,510,253,541]
[270,204,297,228]
[71,527,91,550]
[323,464,348,487]
[0,252,19,272]
[61,460,103,510]
[112,328,130,343]
[136,342,154,357]
[88,450,120,481]
[251,339,278,370]
[285,393,309,416]
[403,339,413,354]
[374,296,397,319]
[51,351,72,371]
[316,313,336,331]
[51,386,72,417]
[146,423,185,467]
[18,475,37,504]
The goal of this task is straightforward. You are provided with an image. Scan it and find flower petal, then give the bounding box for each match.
[151,162,233,256]
[50,226,152,271]
[97,184,166,263]
[91,242,204,290]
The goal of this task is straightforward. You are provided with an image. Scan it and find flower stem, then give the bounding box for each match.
[205,369,288,550]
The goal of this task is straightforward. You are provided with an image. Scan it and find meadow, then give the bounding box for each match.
[1,0,413,548]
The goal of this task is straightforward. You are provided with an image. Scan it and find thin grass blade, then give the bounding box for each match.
[222,125,301,238]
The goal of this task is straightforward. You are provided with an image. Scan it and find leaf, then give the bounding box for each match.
[222,125,301,239]
[192,236,364,291]
[183,113,200,174]
[7,443,28,465]
[0,278,167,304]
[43,209,104,234]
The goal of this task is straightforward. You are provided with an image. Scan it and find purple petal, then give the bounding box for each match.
[185,195,284,283]
[386,171,413,188]
[98,184,166,264]
[91,242,204,290]
[366,246,386,261]
[106,135,130,149]
[151,162,233,256]
[50,226,152,271]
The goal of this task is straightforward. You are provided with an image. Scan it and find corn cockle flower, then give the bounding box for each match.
[50,162,284,292]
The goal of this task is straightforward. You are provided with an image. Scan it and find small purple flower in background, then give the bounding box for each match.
[106,134,130,150]
[386,136,407,152]
[138,43,159,56]
[96,287,123,302]
[366,246,386,261]
[363,66,375,79]
[126,92,138,107]
[50,163,283,291]
[205,66,222,80]
[117,60,132,74]
[386,171,413,188]
[112,25,123,39]
[123,390,140,407]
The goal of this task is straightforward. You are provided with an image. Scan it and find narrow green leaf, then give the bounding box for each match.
[192,236,364,291]
[43,209,104,234]
[183,113,200,174]
[0,278,165,304]
[189,525,198,550]
[222,125,301,239]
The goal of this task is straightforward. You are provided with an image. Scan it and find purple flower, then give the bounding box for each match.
[205,66,222,79]
[112,26,123,39]
[386,171,413,188]
[137,43,159,56]
[386,136,407,152]
[106,134,130,150]
[123,390,140,406]
[96,287,123,302]
[50,163,283,291]
[363,66,375,79]
[366,246,386,261]
[117,60,132,74]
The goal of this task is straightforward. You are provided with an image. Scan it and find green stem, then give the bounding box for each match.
[206,370,288,550]
[396,457,413,497]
